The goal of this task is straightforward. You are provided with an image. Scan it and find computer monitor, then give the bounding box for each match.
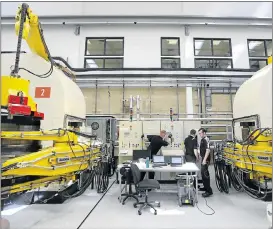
[153,155,165,163]
[132,150,151,161]
[171,156,183,165]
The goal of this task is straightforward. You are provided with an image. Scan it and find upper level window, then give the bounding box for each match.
[84,37,124,68]
[194,38,233,69]
[161,38,180,68]
[248,39,272,69]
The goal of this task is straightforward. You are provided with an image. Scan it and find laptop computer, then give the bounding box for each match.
[170,156,183,167]
[152,155,167,167]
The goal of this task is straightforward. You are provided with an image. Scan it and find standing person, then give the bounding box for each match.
[184,129,198,163]
[141,130,169,180]
[184,129,199,189]
[198,128,213,197]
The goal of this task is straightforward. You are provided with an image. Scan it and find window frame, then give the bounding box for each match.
[85,37,125,57]
[194,58,234,69]
[84,57,124,69]
[161,57,181,69]
[161,37,181,57]
[247,39,272,58]
[249,58,268,70]
[194,38,232,57]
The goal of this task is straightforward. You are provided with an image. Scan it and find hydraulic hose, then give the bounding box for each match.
[94,160,110,193]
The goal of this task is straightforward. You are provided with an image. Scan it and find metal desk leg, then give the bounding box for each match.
[119,171,122,202]
[195,172,198,203]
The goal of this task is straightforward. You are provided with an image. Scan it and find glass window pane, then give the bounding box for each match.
[214,59,232,68]
[161,38,180,56]
[195,59,214,68]
[105,39,124,56]
[195,59,232,69]
[195,39,212,56]
[161,58,180,68]
[85,58,104,68]
[266,40,272,56]
[105,58,123,68]
[249,60,267,70]
[248,41,266,57]
[213,40,231,56]
[86,39,105,55]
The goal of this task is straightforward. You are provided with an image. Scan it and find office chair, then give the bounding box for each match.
[119,166,139,205]
[130,163,160,215]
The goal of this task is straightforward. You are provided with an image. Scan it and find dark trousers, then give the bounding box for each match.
[201,161,213,194]
[140,172,155,180]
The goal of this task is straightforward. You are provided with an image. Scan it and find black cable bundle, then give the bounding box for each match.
[213,145,230,194]
[94,160,110,194]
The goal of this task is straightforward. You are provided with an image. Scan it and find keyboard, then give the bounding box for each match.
[170,164,182,167]
[153,163,167,167]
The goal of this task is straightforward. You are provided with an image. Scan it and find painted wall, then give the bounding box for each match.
[81,87,187,117]
[2,2,271,18]
[2,24,271,69]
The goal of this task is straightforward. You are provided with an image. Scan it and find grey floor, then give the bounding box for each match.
[2,175,270,229]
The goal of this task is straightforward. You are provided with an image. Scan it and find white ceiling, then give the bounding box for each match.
[1,2,272,18]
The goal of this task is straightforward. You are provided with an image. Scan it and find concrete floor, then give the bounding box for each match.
[2,175,270,229]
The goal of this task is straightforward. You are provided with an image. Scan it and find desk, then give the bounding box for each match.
[117,162,200,205]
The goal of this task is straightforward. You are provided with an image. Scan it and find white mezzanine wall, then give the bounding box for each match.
[1,24,271,69]
[1,2,271,18]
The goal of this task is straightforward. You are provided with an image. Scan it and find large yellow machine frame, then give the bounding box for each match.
[1,130,100,196]
[223,129,272,180]
[1,3,100,199]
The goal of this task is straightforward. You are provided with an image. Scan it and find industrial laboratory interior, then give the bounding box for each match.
[0,1,272,229]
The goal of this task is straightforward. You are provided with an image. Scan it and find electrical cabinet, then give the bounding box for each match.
[119,121,143,156]
[142,121,161,137]
[86,116,117,157]
[161,121,184,150]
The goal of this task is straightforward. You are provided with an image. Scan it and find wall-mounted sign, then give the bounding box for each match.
[35,87,51,98]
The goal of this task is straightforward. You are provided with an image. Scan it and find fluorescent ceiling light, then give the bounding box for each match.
[168,39,177,45]
[195,41,204,55]
[249,41,262,49]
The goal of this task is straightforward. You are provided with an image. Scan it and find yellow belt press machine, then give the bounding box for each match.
[1,3,108,207]
[214,56,272,200]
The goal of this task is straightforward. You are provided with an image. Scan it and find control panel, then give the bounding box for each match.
[142,121,161,149]
[161,121,184,150]
[119,121,143,156]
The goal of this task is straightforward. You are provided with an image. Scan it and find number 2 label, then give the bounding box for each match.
[35,87,51,98]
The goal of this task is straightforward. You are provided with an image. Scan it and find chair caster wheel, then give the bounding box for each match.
[122,202,125,205]
[138,210,142,215]
[157,203,160,208]
[154,210,157,215]
[133,203,137,208]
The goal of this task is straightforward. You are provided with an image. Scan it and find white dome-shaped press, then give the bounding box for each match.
[233,64,272,129]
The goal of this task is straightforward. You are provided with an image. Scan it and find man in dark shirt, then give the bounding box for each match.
[142,130,169,180]
[184,129,198,163]
[198,128,213,197]
[148,130,169,157]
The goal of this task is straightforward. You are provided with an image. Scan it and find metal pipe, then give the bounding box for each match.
[85,112,232,116]
[229,81,234,114]
[95,80,98,114]
[116,117,232,121]
[149,78,152,118]
[122,80,125,118]
[129,95,133,109]
[197,87,202,118]
[176,79,179,120]
[108,86,111,114]
[3,18,271,27]
[136,95,140,120]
